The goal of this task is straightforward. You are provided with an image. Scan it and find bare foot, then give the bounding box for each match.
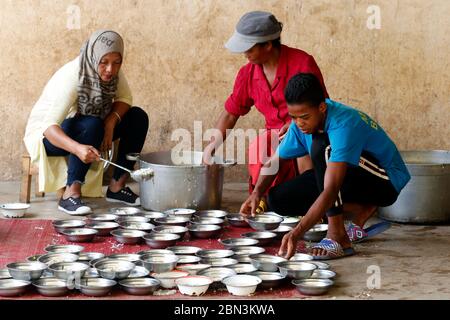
[344,203,378,228]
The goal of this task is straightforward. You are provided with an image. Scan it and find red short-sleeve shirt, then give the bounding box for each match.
[225,45,329,129]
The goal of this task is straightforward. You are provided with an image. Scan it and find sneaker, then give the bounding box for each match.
[106,187,140,206]
[58,197,92,216]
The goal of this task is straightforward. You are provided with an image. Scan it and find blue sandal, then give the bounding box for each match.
[311,238,355,260]
[346,221,391,243]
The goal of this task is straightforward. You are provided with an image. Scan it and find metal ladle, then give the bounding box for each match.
[99,158,154,182]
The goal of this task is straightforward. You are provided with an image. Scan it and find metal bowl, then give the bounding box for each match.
[229,263,258,274]
[83,268,100,278]
[200,257,238,267]
[198,267,237,287]
[177,264,212,275]
[174,255,201,265]
[138,249,174,257]
[86,213,118,222]
[290,253,314,262]
[154,216,190,227]
[107,253,142,263]
[115,216,150,224]
[277,261,317,279]
[52,219,86,234]
[232,246,266,256]
[136,211,166,223]
[165,208,196,219]
[194,210,228,219]
[77,252,105,264]
[188,224,222,239]
[310,269,336,279]
[226,213,250,227]
[119,221,155,232]
[127,266,150,278]
[108,207,142,216]
[26,254,43,262]
[190,217,225,226]
[281,216,301,228]
[292,278,334,296]
[143,233,180,249]
[44,244,85,254]
[7,262,48,281]
[196,249,234,259]
[249,254,287,272]
[303,224,328,242]
[38,253,79,266]
[241,231,277,246]
[0,268,11,280]
[89,258,109,268]
[310,261,331,270]
[139,254,179,273]
[61,228,98,242]
[152,225,188,238]
[119,278,160,295]
[249,271,286,289]
[94,259,135,280]
[78,278,117,296]
[0,279,30,297]
[246,215,283,231]
[167,246,201,255]
[32,277,69,296]
[219,237,259,248]
[85,221,119,236]
[110,229,146,244]
[49,262,89,280]
[272,225,293,239]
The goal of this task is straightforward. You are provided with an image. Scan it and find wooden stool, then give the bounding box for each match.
[20,155,45,203]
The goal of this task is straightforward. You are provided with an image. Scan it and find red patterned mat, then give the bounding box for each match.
[0,219,310,300]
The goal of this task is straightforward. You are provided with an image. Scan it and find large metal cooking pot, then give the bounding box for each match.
[127,151,236,211]
[378,150,450,224]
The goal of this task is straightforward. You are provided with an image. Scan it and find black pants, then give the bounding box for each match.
[44,106,149,185]
[268,132,399,218]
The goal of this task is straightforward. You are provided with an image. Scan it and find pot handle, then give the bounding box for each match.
[126,153,141,161]
[221,159,237,168]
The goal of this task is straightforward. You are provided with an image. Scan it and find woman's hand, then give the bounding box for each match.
[278,227,303,259]
[101,121,115,152]
[239,192,262,217]
[75,144,101,163]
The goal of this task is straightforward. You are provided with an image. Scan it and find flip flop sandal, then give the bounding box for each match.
[346,221,392,243]
[311,238,355,260]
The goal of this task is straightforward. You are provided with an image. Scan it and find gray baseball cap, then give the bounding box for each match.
[225,11,282,53]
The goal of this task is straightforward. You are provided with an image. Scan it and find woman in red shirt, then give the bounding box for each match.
[203,11,328,213]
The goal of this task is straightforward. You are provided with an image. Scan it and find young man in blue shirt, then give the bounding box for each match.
[240,73,410,259]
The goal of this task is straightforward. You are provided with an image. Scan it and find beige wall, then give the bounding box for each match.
[0,0,448,181]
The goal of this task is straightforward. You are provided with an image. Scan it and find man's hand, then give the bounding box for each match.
[239,192,262,217]
[202,143,215,165]
[278,227,303,259]
[75,144,100,164]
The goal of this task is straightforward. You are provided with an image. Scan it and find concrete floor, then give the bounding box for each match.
[1,180,449,300]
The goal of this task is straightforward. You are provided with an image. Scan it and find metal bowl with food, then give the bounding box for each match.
[248,254,287,272]
[139,254,179,273]
[94,259,135,280]
[219,237,259,248]
[143,233,180,249]
[200,257,238,268]
[0,279,30,297]
[152,225,188,238]
[49,261,89,280]
[241,231,277,246]
[86,213,118,222]
[271,225,293,240]
[222,274,261,296]
[110,229,146,244]
[196,249,234,259]
[85,221,119,236]
[108,207,142,216]
[119,278,160,295]
[226,213,249,228]
[167,246,201,255]
[52,219,86,234]
[246,215,283,231]
[61,228,98,242]
[38,253,79,266]
[7,261,48,281]
[154,216,190,227]
[188,224,222,239]
[44,244,85,254]
[176,275,213,296]
[292,278,334,296]
[78,278,117,296]
[277,261,317,279]
[303,224,328,242]
[194,210,228,219]
[249,271,286,289]
[32,277,69,297]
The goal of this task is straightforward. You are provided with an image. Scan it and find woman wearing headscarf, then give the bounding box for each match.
[24,30,149,215]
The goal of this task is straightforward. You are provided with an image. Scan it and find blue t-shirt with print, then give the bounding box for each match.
[277,99,411,193]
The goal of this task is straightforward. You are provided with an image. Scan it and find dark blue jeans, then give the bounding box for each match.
[43,107,149,186]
